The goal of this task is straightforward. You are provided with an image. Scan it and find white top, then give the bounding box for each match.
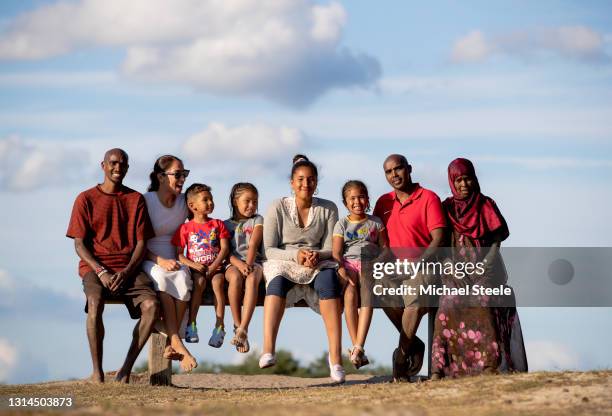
[144,191,188,259]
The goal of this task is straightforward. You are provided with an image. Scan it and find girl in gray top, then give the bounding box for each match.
[332,180,387,370]
[224,182,264,354]
[259,155,346,383]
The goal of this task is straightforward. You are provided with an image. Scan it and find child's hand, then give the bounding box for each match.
[347,269,359,287]
[159,258,181,271]
[337,266,352,286]
[196,263,207,276]
[238,261,251,276]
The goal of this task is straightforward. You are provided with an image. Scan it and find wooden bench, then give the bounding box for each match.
[113,282,434,385]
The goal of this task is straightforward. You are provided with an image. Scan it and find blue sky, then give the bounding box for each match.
[1,0,611,383]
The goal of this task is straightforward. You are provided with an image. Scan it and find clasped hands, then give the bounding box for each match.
[297,249,319,268]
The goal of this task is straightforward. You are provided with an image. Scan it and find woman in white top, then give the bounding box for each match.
[142,155,197,372]
[259,154,345,383]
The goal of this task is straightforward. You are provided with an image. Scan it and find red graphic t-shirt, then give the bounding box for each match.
[171,219,230,265]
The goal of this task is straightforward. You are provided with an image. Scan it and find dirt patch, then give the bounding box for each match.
[1,371,611,415]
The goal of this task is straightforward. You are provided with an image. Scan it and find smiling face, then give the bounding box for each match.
[234,189,258,219]
[290,166,317,199]
[158,159,187,195]
[453,174,475,200]
[383,156,411,191]
[101,150,128,185]
[343,186,369,217]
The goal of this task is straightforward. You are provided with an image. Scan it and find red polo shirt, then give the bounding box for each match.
[373,184,446,255]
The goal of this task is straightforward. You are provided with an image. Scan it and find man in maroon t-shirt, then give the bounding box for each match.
[66,148,159,383]
[373,154,446,382]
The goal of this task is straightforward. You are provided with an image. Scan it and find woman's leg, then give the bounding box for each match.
[225,266,244,329]
[188,271,206,325]
[159,292,196,371]
[315,269,342,366]
[263,276,293,355]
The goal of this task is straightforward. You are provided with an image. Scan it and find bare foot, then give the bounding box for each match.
[179,354,197,372]
[163,345,184,361]
[114,370,130,384]
[87,372,104,383]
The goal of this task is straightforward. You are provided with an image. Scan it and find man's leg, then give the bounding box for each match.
[115,297,159,383]
[400,306,428,376]
[115,273,160,383]
[83,272,106,383]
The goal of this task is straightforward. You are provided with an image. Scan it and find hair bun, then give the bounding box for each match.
[292,154,309,164]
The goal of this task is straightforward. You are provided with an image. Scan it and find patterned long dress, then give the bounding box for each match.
[431,231,528,378]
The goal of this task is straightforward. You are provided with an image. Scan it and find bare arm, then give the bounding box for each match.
[245,224,263,266]
[109,239,147,293]
[74,238,113,289]
[146,248,180,271]
[177,247,206,274]
[208,238,230,275]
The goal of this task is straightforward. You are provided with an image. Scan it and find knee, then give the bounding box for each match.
[314,269,341,300]
[266,276,290,298]
[141,298,160,318]
[87,295,104,316]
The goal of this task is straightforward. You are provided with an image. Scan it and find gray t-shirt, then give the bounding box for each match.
[224,215,264,263]
[333,214,385,260]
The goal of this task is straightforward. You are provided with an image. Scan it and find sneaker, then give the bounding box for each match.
[208,325,226,348]
[185,322,199,343]
[328,354,345,384]
[258,353,276,369]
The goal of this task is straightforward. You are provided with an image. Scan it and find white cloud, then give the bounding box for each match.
[0,338,18,382]
[182,122,303,175]
[526,341,581,371]
[0,0,381,107]
[0,135,91,191]
[452,26,608,63]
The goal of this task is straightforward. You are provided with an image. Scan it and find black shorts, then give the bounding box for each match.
[82,271,158,319]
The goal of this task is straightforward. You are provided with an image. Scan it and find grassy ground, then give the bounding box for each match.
[1,370,610,415]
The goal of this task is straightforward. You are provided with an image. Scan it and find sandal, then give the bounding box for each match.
[230,327,250,353]
[349,346,370,369]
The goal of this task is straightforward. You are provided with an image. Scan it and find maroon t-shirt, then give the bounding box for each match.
[66,185,154,278]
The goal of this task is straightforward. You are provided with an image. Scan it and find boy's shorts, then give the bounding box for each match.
[82,271,158,319]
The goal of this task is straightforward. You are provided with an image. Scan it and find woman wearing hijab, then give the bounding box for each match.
[431,158,527,379]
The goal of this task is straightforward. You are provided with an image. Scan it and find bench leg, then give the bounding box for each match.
[148,332,172,386]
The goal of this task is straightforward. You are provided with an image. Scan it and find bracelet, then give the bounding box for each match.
[95,267,108,278]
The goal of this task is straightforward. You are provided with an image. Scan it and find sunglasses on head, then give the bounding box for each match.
[162,170,190,179]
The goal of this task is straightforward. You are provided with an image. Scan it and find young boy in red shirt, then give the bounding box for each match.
[172,183,230,348]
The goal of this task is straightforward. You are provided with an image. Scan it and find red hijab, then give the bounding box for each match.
[443,158,509,245]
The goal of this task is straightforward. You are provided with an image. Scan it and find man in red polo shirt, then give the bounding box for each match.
[66,148,159,383]
[373,154,446,382]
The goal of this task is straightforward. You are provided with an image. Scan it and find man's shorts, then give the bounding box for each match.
[82,271,158,319]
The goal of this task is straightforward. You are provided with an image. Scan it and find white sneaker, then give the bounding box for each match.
[328,354,345,384]
[259,353,276,369]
